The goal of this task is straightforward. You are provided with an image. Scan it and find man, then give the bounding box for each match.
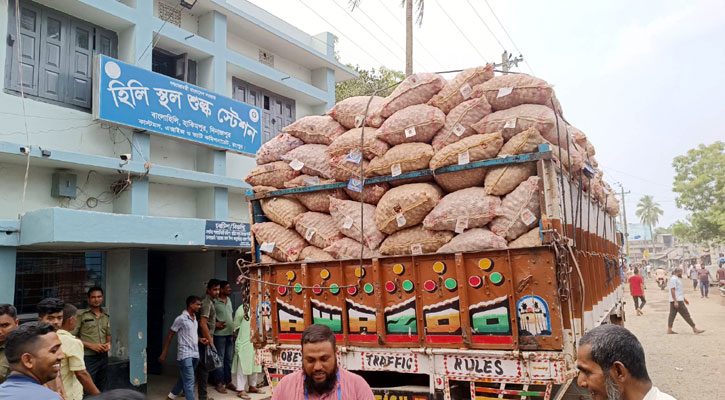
[271,324,373,400]
[72,287,111,391]
[0,322,64,399]
[60,304,100,399]
[667,268,704,335]
[697,264,713,298]
[716,263,725,284]
[718,253,725,267]
[689,265,698,291]
[160,296,203,400]
[628,268,646,316]
[231,303,262,399]
[0,304,19,384]
[576,324,674,400]
[37,298,68,399]
[197,279,221,400]
[212,281,235,394]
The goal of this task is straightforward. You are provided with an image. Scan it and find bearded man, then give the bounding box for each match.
[272,324,373,399]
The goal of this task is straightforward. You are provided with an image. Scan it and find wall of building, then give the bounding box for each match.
[226,32,312,85]
[106,250,131,360]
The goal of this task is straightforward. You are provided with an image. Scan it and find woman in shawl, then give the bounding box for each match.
[231,304,262,399]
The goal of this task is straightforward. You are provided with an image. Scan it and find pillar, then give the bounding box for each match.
[0,247,17,304]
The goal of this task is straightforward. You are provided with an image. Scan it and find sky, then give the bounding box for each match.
[248,0,725,228]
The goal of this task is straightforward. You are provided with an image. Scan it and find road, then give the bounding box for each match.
[624,275,725,399]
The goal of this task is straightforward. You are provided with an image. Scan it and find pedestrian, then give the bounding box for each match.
[689,266,698,291]
[59,304,100,398]
[37,298,67,399]
[197,279,221,400]
[667,268,704,335]
[71,287,111,391]
[697,264,713,298]
[213,281,235,394]
[231,304,262,399]
[0,304,19,384]
[718,253,725,267]
[716,263,725,284]
[646,265,652,279]
[629,268,646,316]
[0,322,65,399]
[159,295,203,400]
[271,324,373,400]
[576,324,675,400]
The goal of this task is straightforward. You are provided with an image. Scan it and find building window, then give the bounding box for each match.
[4,0,118,110]
[14,251,105,318]
[152,49,196,85]
[232,77,295,144]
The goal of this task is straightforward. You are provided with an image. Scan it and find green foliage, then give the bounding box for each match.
[635,195,663,230]
[654,226,673,235]
[672,141,725,244]
[335,64,405,102]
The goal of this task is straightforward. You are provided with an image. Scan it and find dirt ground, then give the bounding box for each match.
[623,274,725,399]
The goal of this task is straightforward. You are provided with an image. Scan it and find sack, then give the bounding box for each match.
[327,96,386,129]
[329,197,386,250]
[251,185,278,193]
[344,182,389,205]
[429,133,503,192]
[281,144,333,179]
[381,73,445,117]
[375,183,442,234]
[294,212,344,249]
[366,143,434,177]
[375,104,445,145]
[484,128,545,195]
[437,228,507,253]
[255,133,304,164]
[431,97,492,151]
[295,189,349,212]
[328,128,390,160]
[282,115,346,145]
[379,225,453,255]
[252,222,307,262]
[284,175,336,188]
[549,141,585,173]
[244,161,300,189]
[259,254,277,264]
[489,176,541,241]
[508,228,541,248]
[299,246,335,261]
[329,155,369,182]
[324,237,380,260]
[428,66,494,113]
[569,126,596,156]
[204,344,223,371]
[474,74,553,111]
[472,104,565,142]
[423,187,501,231]
[260,196,307,228]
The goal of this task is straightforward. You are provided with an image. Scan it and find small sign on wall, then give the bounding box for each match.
[204,220,251,247]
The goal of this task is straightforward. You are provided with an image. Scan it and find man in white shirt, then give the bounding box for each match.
[667,268,704,335]
[577,325,676,400]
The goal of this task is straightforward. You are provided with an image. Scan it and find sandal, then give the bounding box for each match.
[215,384,228,394]
[248,387,259,393]
[237,392,251,399]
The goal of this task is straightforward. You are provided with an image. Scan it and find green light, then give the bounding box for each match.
[444,278,457,290]
[363,283,374,294]
[330,284,340,294]
[490,272,504,285]
[294,283,303,293]
[402,280,414,292]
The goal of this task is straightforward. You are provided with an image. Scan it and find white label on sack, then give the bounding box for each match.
[521,209,537,225]
[345,148,362,164]
[497,87,514,98]
[460,82,472,99]
[347,176,363,192]
[410,244,423,255]
[354,115,364,128]
[404,126,417,138]
[453,123,466,137]
[455,217,469,233]
[289,159,304,171]
[504,118,517,129]
[304,176,320,186]
[396,212,407,227]
[259,242,275,253]
[391,163,402,177]
[342,216,354,229]
[305,228,315,241]
[458,150,470,165]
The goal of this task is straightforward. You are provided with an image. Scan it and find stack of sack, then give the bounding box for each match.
[245,66,619,262]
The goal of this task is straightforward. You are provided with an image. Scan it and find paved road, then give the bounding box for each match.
[624,274,725,399]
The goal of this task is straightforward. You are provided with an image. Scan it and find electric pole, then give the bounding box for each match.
[615,183,631,259]
[497,50,524,74]
[405,0,413,76]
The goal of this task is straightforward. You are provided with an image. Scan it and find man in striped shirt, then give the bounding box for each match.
[160,296,204,400]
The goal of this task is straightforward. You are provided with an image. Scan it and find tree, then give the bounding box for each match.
[635,195,663,252]
[672,141,725,244]
[335,64,405,102]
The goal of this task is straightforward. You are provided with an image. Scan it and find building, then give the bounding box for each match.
[0,0,355,390]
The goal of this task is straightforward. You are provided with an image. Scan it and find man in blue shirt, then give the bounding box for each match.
[160,295,204,400]
[0,322,65,399]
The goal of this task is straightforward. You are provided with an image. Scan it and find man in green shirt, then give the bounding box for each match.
[0,304,19,384]
[71,287,111,391]
[197,279,220,400]
[212,281,235,394]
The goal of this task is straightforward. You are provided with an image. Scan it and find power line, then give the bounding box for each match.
[464,0,506,51]
[431,0,488,63]
[482,0,535,75]
[137,4,181,63]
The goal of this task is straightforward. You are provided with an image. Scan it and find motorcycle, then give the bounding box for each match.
[657,276,667,290]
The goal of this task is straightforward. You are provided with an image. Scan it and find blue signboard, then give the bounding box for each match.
[204,220,251,248]
[93,55,261,155]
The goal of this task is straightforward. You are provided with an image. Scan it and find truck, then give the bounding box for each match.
[241,145,624,400]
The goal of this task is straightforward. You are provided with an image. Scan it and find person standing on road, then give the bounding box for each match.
[231,303,262,399]
[689,266,698,291]
[716,264,725,284]
[159,296,203,400]
[0,304,19,384]
[697,265,713,298]
[667,268,704,335]
[72,287,111,391]
[59,304,101,399]
[629,268,646,316]
[197,279,221,400]
[577,324,675,400]
[212,281,235,395]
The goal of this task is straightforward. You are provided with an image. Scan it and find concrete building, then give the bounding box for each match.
[0,0,355,390]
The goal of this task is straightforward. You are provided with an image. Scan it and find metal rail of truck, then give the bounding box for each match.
[241,145,624,400]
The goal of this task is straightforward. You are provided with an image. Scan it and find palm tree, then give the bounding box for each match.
[635,195,663,255]
[350,0,425,76]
